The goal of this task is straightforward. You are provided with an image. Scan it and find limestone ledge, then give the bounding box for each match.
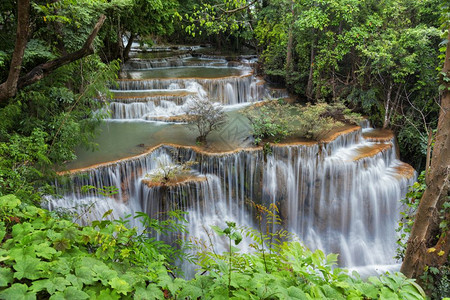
[393,162,416,180]
[352,143,393,162]
[142,175,207,188]
[362,129,395,142]
[116,70,254,82]
[61,124,373,175]
[113,92,194,100]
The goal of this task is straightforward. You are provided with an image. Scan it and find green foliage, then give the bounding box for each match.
[244,101,357,144]
[0,194,427,299]
[0,56,119,201]
[244,101,293,145]
[0,194,185,299]
[294,102,343,140]
[184,221,426,299]
[420,264,450,300]
[396,171,426,260]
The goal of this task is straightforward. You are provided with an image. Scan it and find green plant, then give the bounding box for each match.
[294,102,343,140]
[396,171,426,260]
[420,265,450,299]
[0,194,186,299]
[145,159,196,185]
[181,223,426,299]
[244,101,294,145]
[211,221,242,296]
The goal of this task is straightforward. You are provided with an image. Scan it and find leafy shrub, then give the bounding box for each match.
[396,171,426,260]
[182,221,426,299]
[420,265,450,299]
[244,101,295,145]
[0,195,426,299]
[0,194,187,299]
[294,102,341,140]
[244,101,359,144]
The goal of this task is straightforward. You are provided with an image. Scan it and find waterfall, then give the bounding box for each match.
[49,50,415,277]
[107,57,288,121]
[116,76,258,104]
[50,126,415,276]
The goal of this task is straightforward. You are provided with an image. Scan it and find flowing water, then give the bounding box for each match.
[47,49,415,278]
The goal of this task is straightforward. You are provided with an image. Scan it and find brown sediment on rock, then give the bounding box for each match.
[273,137,317,147]
[319,125,361,143]
[352,144,392,161]
[255,77,266,86]
[142,174,207,188]
[113,92,193,100]
[363,129,395,142]
[60,143,257,175]
[145,115,194,123]
[116,70,254,81]
[393,162,416,180]
[61,124,367,175]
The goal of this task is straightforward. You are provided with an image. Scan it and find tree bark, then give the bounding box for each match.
[0,0,30,103]
[285,1,295,85]
[0,13,106,104]
[123,32,135,62]
[306,35,316,100]
[401,27,450,280]
[383,82,393,129]
[17,15,106,90]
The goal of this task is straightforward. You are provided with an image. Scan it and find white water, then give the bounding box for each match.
[107,56,287,120]
[48,53,415,277]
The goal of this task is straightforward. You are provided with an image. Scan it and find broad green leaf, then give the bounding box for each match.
[108,277,131,295]
[0,267,13,287]
[0,283,36,300]
[13,256,42,280]
[380,287,399,300]
[0,195,21,210]
[12,223,33,239]
[53,238,71,251]
[65,274,83,289]
[34,242,57,259]
[74,266,96,285]
[91,263,117,285]
[134,284,165,300]
[49,287,89,300]
[286,286,309,299]
[96,288,121,300]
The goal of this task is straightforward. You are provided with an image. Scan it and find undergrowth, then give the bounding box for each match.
[0,194,426,299]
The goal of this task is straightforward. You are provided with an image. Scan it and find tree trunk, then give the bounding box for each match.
[0,0,30,103]
[306,36,316,100]
[0,12,106,104]
[383,82,393,129]
[285,1,295,86]
[17,15,106,91]
[123,33,135,62]
[401,26,450,280]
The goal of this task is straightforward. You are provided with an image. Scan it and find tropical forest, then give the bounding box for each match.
[0,0,449,299]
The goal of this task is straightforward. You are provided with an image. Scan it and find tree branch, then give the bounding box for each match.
[0,0,30,103]
[17,14,106,90]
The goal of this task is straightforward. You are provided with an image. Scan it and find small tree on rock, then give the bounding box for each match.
[184,97,227,144]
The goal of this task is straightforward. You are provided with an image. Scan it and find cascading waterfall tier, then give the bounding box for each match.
[49,126,415,276]
[106,55,288,120]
